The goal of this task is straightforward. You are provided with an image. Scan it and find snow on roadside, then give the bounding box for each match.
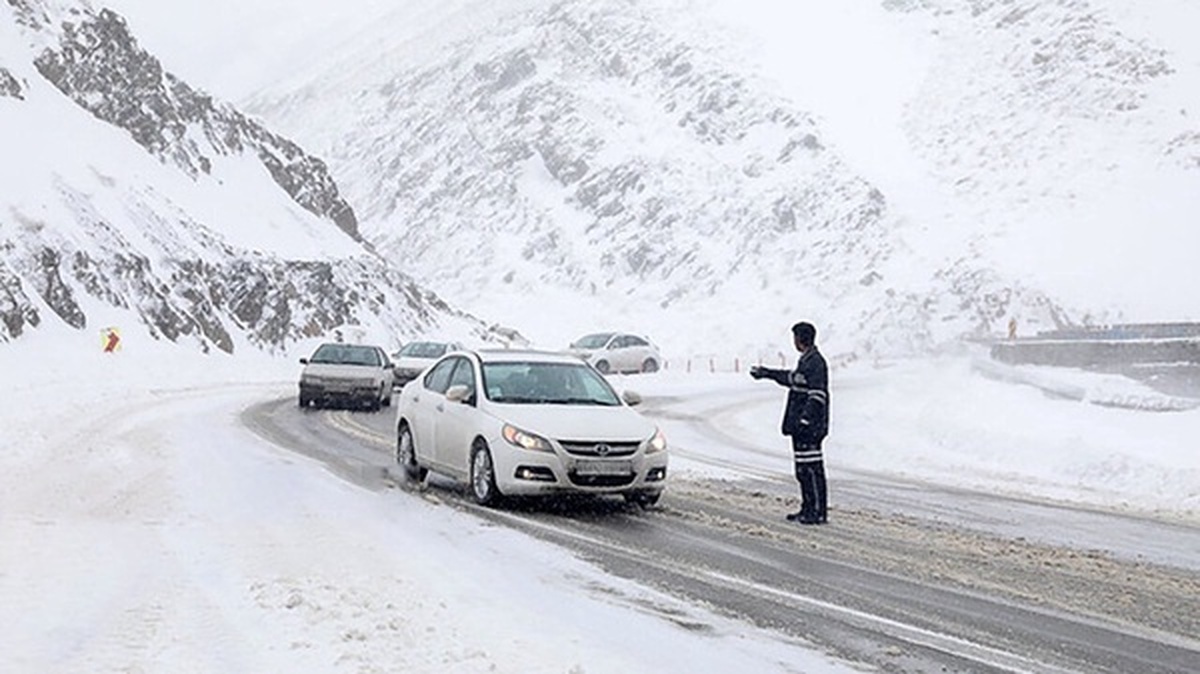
[624,356,1200,522]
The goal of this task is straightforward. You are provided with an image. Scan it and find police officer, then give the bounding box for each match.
[750,321,830,524]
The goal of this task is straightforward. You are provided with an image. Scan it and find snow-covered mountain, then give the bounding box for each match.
[0,0,513,354]
[7,0,1196,360]
[219,0,1196,359]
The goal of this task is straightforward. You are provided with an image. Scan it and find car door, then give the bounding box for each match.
[375,347,395,390]
[610,335,635,372]
[433,357,479,476]
[625,335,652,370]
[412,357,456,466]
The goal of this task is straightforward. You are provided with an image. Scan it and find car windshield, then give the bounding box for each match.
[309,344,380,366]
[399,342,450,358]
[571,333,614,349]
[482,362,621,406]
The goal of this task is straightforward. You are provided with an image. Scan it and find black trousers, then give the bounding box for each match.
[791,436,827,521]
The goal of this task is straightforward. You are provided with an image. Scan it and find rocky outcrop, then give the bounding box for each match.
[0,1,513,352]
[0,67,23,99]
[0,224,498,352]
[28,7,359,239]
[0,257,40,339]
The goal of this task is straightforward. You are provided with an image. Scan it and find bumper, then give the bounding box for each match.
[300,382,377,404]
[492,442,669,498]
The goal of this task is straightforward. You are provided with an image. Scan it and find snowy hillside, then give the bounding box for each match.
[101,0,1193,360]
[8,0,1197,359]
[234,0,1061,358]
[0,0,511,354]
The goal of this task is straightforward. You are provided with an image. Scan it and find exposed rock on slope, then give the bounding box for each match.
[0,0,509,352]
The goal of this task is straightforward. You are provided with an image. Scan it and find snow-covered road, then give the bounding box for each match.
[4,344,1199,673]
[240,384,1200,674]
[1,373,855,673]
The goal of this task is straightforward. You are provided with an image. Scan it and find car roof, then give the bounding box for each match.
[316,342,378,350]
[472,349,586,365]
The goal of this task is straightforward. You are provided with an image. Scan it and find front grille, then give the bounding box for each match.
[559,440,639,457]
[568,473,637,487]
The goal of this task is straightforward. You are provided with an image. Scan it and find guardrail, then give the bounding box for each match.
[659,354,794,374]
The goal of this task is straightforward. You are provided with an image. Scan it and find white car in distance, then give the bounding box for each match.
[298,343,394,411]
[394,349,668,507]
[391,340,464,386]
[569,332,662,374]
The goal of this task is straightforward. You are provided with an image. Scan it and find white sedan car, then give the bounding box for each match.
[298,343,394,410]
[569,332,662,374]
[390,340,463,386]
[394,349,668,507]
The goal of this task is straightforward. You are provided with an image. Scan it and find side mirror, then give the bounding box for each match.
[622,390,642,406]
[446,384,473,404]
[299,358,308,365]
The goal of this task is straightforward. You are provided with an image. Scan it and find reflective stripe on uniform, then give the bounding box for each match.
[794,448,824,463]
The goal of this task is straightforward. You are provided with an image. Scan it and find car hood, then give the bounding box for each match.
[491,403,655,443]
[303,363,381,378]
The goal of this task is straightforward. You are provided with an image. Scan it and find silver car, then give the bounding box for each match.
[569,332,662,374]
[390,340,464,386]
[394,349,668,507]
[299,343,394,411]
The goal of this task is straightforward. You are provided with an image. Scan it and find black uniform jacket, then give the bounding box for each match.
[760,347,829,443]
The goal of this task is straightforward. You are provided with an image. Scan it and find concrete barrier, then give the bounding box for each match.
[990,339,1200,369]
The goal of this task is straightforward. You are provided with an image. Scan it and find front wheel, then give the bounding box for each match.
[396,425,427,483]
[470,443,502,507]
[594,359,611,374]
[641,358,659,373]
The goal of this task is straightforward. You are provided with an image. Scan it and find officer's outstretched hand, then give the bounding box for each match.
[749,365,765,379]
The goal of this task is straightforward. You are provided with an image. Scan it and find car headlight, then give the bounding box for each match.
[502,424,554,452]
[646,427,667,454]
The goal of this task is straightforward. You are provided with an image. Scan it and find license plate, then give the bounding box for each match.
[574,460,633,476]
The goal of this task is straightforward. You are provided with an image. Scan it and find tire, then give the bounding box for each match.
[380,385,391,408]
[298,393,309,408]
[594,359,611,375]
[470,443,501,507]
[624,492,661,509]
[641,358,659,373]
[396,425,427,483]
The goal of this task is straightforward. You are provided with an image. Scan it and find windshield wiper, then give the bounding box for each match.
[558,397,615,406]
[495,396,550,404]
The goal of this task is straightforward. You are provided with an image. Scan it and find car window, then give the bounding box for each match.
[626,336,649,347]
[447,358,476,398]
[423,358,456,393]
[311,344,379,366]
[572,333,614,349]
[482,362,620,405]
[402,342,450,359]
[611,336,628,349]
